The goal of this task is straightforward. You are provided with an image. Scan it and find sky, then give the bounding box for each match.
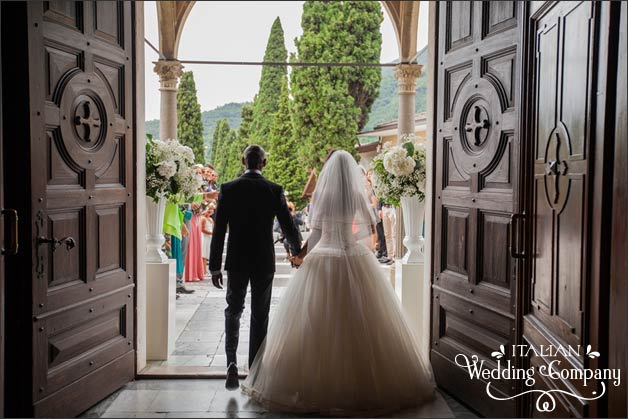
[144,1,428,121]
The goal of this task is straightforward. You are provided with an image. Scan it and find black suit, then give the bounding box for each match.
[209,171,302,368]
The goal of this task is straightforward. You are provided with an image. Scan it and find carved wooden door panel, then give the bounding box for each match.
[27,1,135,416]
[432,2,522,417]
[524,2,598,416]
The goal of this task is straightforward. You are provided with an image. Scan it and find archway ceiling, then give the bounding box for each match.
[156,1,420,63]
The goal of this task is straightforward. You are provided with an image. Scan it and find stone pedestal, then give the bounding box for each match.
[395,260,429,361]
[146,260,177,360]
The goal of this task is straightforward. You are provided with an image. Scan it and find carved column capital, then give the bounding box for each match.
[394,64,423,94]
[153,60,184,91]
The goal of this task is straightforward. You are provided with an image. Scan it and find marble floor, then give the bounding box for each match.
[142,239,394,375]
[116,238,481,418]
[81,379,477,418]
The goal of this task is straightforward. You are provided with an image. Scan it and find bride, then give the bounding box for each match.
[242,150,434,416]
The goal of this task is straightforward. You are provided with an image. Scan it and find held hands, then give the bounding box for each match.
[289,243,308,269]
[289,254,304,268]
[211,272,224,289]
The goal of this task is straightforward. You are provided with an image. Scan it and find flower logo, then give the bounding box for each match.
[586,345,600,359]
[491,345,506,359]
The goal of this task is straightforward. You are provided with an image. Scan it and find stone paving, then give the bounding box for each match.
[84,239,478,418]
[143,238,393,375]
[142,240,309,374]
[81,379,477,418]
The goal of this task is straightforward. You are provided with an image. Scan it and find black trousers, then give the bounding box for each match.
[224,270,274,368]
[376,221,387,257]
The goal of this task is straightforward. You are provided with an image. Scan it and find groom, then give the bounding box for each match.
[209,145,302,390]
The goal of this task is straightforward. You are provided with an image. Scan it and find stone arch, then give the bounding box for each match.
[155,1,421,63]
[156,1,196,60]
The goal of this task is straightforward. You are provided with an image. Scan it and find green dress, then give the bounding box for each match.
[163,194,203,276]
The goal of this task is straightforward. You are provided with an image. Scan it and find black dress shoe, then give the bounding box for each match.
[225,363,239,391]
[176,285,195,294]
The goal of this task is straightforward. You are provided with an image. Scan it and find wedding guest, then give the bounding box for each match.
[164,190,217,293]
[279,196,303,257]
[362,167,379,249]
[379,199,396,265]
[201,203,215,276]
[184,204,205,282]
[163,202,195,295]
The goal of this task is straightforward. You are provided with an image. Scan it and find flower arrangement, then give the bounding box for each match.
[146,135,204,202]
[370,133,426,206]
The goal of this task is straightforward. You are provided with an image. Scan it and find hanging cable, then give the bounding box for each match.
[144,38,163,59]
[177,60,403,67]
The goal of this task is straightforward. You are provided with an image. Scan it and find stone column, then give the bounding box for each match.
[394,64,423,259]
[393,63,426,352]
[154,60,184,140]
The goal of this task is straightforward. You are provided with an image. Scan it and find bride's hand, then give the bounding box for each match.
[289,255,304,268]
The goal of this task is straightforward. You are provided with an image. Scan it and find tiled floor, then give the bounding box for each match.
[81,379,477,418]
[142,239,393,375]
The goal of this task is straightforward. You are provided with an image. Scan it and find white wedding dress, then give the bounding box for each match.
[242,151,434,416]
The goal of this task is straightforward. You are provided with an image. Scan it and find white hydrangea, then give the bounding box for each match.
[178,145,195,163]
[383,147,416,177]
[147,137,203,201]
[156,160,177,179]
[175,165,204,199]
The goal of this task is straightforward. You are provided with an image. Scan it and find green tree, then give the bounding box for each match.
[265,80,308,207]
[237,103,254,142]
[291,1,383,171]
[250,17,289,148]
[218,103,255,182]
[210,119,236,183]
[224,133,247,182]
[177,71,205,163]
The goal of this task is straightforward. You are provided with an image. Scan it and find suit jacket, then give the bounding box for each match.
[209,172,302,274]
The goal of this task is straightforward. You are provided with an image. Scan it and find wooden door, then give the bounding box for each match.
[431,2,522,417]
[0,4,4,413]
[524,1,621,417]
[2,1,136,417]
[608,2,627,417]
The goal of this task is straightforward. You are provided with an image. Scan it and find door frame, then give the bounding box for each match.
[133,0,148,374]
[0,3,4,414]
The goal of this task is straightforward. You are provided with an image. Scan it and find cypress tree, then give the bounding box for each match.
[291,1,383,171]
[218,103,255,182]
[250,17,289,148]
[210,119,236,183]
[223,132,247,182]
[177,71,205,163]
[265,80,308,208]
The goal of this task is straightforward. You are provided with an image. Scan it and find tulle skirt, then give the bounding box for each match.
[242,243,435,417]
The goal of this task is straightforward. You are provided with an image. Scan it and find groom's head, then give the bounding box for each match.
[242,145,267,171]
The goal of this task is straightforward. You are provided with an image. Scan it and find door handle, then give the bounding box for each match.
[38,236,76,251]
[1,208,19,255]
[510,213,525,259]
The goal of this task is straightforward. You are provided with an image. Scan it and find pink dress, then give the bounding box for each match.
[184,214,205,282]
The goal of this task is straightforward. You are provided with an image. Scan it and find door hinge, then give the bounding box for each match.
[1,208,19,255]
[510,212,525,259]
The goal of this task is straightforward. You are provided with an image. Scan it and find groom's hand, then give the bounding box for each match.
[211,272,223,289]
